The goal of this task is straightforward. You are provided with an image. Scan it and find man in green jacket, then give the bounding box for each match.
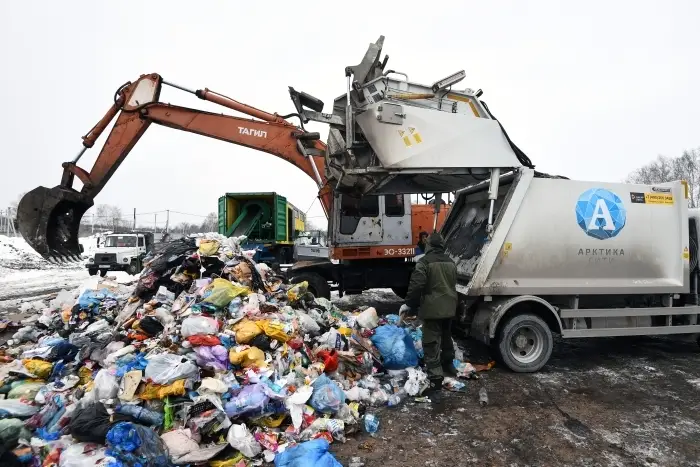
[400,232,458,393]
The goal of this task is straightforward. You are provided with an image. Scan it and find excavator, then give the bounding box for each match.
[17,72,448,298]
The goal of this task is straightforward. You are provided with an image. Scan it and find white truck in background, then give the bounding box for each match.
[86,232,154,277]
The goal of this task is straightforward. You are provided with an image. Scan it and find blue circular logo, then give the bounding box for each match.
[575,188,626,240]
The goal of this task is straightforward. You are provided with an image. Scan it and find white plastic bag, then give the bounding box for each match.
[84,369,119,401]
[404,367,429,396]
[0,399,40,417]
[161,429,200,459]
[198,377,228,394]
[356,307,379,329]
[59,443,108,467]
[297,311,321,335]
[227,423,262,458]
[344,386,371,402]
[285,385,313,430]
[181,316,219,338]
[145,353,199,385]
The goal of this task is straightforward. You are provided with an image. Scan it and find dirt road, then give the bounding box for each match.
[332,335,700,466]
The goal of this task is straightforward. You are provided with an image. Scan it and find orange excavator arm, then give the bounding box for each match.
[17,73,333,260]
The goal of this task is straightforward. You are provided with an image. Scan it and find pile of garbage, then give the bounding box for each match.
[0,233,464,466]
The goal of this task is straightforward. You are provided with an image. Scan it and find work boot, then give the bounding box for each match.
[442,362,458,378]
[422,376,444,402]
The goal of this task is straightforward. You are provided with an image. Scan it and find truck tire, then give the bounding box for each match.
[88,268,98,276]
[99,269,108,277]
[289,272,330,300]
[127,260,140,275]
[497,313,553,373]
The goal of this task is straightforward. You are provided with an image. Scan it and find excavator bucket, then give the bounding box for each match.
[16,186,94,261]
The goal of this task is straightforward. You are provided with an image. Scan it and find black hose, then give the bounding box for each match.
[480,100,535,169]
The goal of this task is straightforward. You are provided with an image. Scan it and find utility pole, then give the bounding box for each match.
[154,213,157,233]
[133,208,136,230]
[165,209,170,233]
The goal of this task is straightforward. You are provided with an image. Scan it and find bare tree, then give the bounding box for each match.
[107,206,123,231]
[626,148,700,207]
[200,212,217,232]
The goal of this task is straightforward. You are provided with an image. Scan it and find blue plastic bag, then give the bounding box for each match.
[370,325,419,370]
[309,375,345,414]
[105,421,170,467]
[78,288,116,312]
[274,439,342,467]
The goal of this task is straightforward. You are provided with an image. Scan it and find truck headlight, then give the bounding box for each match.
[88,258,94,263]
[123,258,129,263]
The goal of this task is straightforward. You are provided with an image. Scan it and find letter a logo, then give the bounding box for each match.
[575,188,626,240]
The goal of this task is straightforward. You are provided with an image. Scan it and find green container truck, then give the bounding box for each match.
[218,192,306,264]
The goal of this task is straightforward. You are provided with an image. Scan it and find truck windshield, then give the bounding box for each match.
[104,236,137,247]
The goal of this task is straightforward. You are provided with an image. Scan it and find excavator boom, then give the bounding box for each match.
[17,74,329,260]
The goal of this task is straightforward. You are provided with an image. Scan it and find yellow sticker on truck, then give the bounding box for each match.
[629,191,674,205]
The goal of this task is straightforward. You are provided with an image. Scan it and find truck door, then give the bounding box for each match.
[334,194,383,244]
[381,194,412,247]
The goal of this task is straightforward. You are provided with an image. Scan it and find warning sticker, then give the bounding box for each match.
[629,192,674,205]
[503,242,512,257]
[683,247,690,260]
[398,129,412,147]
[408,127,423,144]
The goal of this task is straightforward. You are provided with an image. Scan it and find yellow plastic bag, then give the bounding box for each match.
[78,366,93,386]
[203,278,249,308]
[22,359,52,379]
[198,239,221,256]
[139,379,187,400]
[210,453,246,467]
[287,281,308,302]
[228,346,266,368]
[255,320,291,343]
[233,319,262,344]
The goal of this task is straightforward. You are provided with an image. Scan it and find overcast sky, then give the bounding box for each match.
[1,0,698,229]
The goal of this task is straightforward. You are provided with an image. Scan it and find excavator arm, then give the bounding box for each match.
[17,73,332,260]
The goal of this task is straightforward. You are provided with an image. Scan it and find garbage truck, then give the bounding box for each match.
[217,192,307,264]
[86,231,154,276]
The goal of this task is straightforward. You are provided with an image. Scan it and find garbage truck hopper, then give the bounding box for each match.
[442,169,691,297]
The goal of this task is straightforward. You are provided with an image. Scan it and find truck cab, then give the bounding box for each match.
[86,232,153,277]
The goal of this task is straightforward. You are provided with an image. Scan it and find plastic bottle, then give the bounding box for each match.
[387,389,407,407]
[364,413,379,435]
[116,404,164,426]
[479,387,489,406]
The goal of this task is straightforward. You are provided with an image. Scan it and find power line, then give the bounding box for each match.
[169,210,210,218]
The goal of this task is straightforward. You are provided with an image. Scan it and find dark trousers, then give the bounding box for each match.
[422,318,455,379]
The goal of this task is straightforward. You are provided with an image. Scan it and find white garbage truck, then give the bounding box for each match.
[86,232,154,277]
[441,169,699,372]
[288,35,700,372]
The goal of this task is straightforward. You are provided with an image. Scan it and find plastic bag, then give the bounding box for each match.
[84,369,119,401]
[194,345,229,371]
[106,421,170,467]
[7,381,44,399]
[198,239,221,256]
[227,423,262,458]
[203,278,248,308]
[296,312,320,335]
[229,346,266,368]
[344,386,371,402]
[316,329,345,351]
[59,443,108,467]
[181,316,219,338]
[225,383,269,418]
[233,319,263,344]
[78,288,116,312]
[287,281,308,302]
[23,359,53,379]
[404,367,429,396]
[301,418,346,442]
[274,439,342,467]
[410,328,424,358]
[370,325,419,370]
[256,320,291,342]
[161,428,200,460]
[0,418,32,452]
[198,377,228,394]
[310,375,345,414]
[69,402,113,443]
[0,399,39,417]
[144,353,199,385]
[139,379,187,400]
[356,307,379,329]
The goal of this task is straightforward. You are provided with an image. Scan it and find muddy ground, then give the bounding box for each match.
[331,291,700,467]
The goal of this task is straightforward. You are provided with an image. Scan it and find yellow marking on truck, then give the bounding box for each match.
[644,193,674,205]
[503,242,512,257]
[683,247,690,260]
[399,130,412,147]
[408,127,423,144]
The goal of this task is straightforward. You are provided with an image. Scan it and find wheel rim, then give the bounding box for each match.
[508,324,545,364]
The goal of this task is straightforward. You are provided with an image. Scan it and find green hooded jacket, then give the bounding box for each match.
[405,233,458,319]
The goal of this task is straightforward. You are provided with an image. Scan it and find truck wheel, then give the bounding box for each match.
[88,268,98,276]
[497,313,553,373]
[99,269,108,277]
[289,273,330,300]
[127,260,140,275]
